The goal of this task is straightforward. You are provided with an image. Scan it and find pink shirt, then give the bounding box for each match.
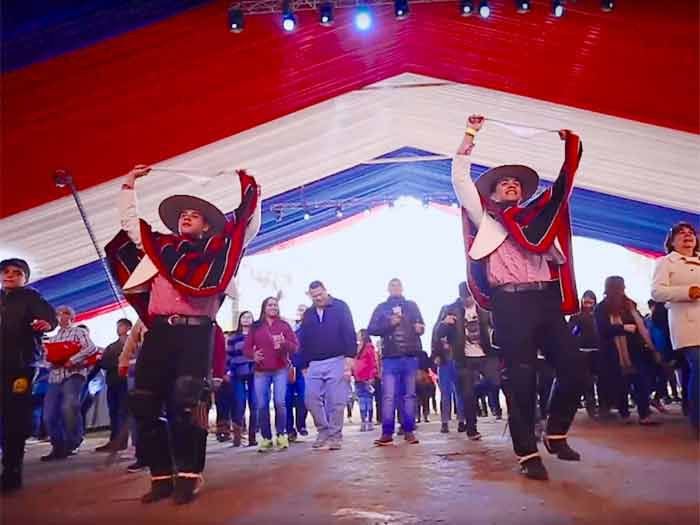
[487,237,554,286]
[148,274,220,318]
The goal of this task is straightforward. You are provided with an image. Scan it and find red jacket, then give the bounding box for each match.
[211,325,226,380]
[354,343,378,382]
[243,318,298,372]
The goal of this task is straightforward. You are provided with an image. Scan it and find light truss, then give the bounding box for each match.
[234,0,452,15]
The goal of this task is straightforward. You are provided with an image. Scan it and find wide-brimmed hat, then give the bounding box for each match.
[158,195,227,235]
[475,164,540,202]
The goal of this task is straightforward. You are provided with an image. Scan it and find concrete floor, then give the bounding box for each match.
[2,408,698,525]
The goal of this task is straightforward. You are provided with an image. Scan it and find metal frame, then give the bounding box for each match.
[233,0,452,15]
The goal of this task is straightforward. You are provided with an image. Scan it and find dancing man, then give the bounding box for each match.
[452,114,586,480]
[106,165,260,503]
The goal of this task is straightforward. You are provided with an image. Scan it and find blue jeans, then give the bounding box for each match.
[254,370,288,440]
[356,381,374,423]
[232,372,257,434]
[381,356,418,436]
[438,361,464,424]
[286,370,307,433]
[684,347,700,429]
[43,374,85,452]
[106,380,128,441]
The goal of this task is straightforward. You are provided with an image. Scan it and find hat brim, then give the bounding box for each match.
[159,195,226,235]
[475,165,540,202]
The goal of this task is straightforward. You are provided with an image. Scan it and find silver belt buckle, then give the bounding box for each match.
[167,314,181,326]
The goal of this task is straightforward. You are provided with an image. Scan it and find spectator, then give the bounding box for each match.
[228,311,257,447]
[369,278,424,446]
[652,222,700,436]
[298,281,357,451]
[244,297,298,452]
[568,291,601,418]
[287,304,309,442]
[354,329,379,431]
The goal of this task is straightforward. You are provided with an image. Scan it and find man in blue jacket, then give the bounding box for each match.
[299,281,357,451]
[369,278,425,445]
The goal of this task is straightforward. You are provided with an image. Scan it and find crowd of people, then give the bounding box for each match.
[2,115,698,503]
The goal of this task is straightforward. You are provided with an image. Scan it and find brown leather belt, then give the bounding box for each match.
[495,281,558,293]
[153,314,213,327]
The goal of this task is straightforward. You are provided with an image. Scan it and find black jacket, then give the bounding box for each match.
[431,299,494,368]
[568,311,599,350]
[1,287,57,372]
[368,296,424,358]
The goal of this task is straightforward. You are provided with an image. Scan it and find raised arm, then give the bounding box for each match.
[452,115,485,226]
[118,165,151,249]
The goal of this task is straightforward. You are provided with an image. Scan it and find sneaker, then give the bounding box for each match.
[288,431,298,443]
[312,436,328,449]
[173,475,203,505]
[360,422,367,432]
[650,399,668,414]
[404,432,419,445]
[299,429,309,437]
[423,416,429,423]
[328,441,342,451]
[457,422,467,433]
[257,438,274,453]
[440,423,449,434]
[127,461,147,473]
[374,435,394,446]
[141,477,174,504]
[519,457,549,481]
[467,431,482,441]
[276,434,289,450]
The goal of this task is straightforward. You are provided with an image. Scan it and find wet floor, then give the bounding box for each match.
[2,409,698,525]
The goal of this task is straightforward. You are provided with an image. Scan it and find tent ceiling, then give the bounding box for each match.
[2,1,698,218]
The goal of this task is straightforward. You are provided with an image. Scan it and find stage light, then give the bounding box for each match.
[282,2,296,31]
[479,1,490,18]
[275,210,283,222]
[364,208,371,216]
[394,0,409,19]
[601,0,614,12]
[552,0,564,17]
[451,201,459,209]
[516,0,530,13]
[336,208,344,218]
[319,2,334,26]
[303,211,311,220]
[228,7,244,33]
[459,0,473,16]
[354,6,373,31]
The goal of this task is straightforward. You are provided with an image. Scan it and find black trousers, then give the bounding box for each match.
[492,286,586,458]
[1,367,33,483]
[131,321,213,477]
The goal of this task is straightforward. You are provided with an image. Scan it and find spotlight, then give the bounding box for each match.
[275,210,283,222]
[354,6,373,31]
[228,7,244,33]
[459,0,473,16]
[303,211,311,220]
[282,2,296,31]
[319,2,334,26]
[600,0,614,12]
[394,0,409,19]
[335,207,344,218]
[451,201,459,209]
[516,0,530,13]
[479,0,490,18]
[364,208,371,216]
[552,0,564,17]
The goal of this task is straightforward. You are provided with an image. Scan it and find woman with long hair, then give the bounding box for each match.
[244,297,298,452]
[227,311,257,447]
[354,329,378,431]
[595,276,659,425]
[652,222,700,436]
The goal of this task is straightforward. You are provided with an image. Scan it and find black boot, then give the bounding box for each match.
[40,447,67,462]
[543,437,581,461]
[519,456,549,481]
[173,474,203,505]
[141,476,174,504]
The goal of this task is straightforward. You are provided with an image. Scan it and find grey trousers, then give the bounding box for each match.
[304,356,349,443]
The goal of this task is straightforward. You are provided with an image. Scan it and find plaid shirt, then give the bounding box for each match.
[47,326,98,384]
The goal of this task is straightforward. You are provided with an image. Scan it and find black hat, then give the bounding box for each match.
[0,258,30,281]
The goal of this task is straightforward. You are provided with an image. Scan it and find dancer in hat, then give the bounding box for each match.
[106,165,260,504]
[451,115,586,481]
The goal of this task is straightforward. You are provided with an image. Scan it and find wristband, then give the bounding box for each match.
[465,127,478,137]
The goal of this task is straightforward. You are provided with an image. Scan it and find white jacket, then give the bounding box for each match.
[651,251,700,350]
